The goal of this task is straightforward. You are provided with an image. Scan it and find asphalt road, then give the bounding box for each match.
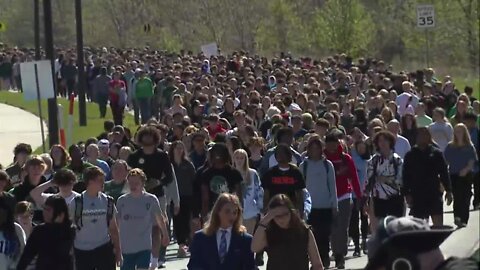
[140,203,479,270]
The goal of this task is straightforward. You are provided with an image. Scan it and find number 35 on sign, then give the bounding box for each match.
[417,5,435,28]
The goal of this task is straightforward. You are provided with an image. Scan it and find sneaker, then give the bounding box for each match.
[177,246,190,258]
[157,260,166,269]
[335,254,345,269]
[255,255,264,266]
[320,256,330,269]
[362,241,368,254]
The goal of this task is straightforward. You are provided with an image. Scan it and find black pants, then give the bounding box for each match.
[451,174,473,224]
[74,241,115,270]
[110,103,124,126]
[308,208,333,266]
[349,198,369,248]
[66,78,76,96]
[173,196,192,245]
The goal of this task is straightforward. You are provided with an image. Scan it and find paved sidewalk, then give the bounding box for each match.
[0,103,47,167]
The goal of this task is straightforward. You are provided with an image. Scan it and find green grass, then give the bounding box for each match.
[0,91,137,153]
[454,76,480,99]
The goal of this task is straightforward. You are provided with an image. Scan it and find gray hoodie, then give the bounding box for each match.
[299,158,338,209]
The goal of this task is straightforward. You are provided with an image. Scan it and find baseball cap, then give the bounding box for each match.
[97,139,110,148]
[365,216,454,270]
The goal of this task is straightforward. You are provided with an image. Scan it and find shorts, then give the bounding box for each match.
[373,196,405,218]
[409,195,443,219]
[74,241,116,270]
[121,250,151,270]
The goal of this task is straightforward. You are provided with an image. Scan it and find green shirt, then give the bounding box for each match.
[416,114,433,128]
[162,85,178,108]
[135,77,154,98]
[104,180,128,202]
[67,161,94,193]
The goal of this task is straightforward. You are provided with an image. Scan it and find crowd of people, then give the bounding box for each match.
[0,46,479,270]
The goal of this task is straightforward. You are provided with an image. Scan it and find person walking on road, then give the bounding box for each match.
[251,194,324,270]
[69,167,122,270]
[170,141,196,258]
[93,67,112,118]
[109,71,127,126]
[189,193,256,270]
[17,195,75,270]
[324,134,362,269]
[403,127,452,226]
[300,136,337,268]
[135,69,154,124]
[349,140,370,256]
[363,131,404,232]
[116,168,169,270]
[443,123,478,228]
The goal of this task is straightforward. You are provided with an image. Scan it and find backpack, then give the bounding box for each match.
[302,159,332,196]
[74,193,115,230]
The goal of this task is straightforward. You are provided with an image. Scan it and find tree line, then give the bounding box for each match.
[0,0,478,73]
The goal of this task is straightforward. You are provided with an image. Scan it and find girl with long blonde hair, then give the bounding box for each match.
[188,193,255,269]
[232,149,264,234]
[444,123,478,227]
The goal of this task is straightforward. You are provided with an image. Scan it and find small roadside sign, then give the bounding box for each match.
[417,4,435,28]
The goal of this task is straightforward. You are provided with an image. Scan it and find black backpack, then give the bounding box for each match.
[74,193,115,230]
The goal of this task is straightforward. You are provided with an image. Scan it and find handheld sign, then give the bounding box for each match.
[201,43,219,58]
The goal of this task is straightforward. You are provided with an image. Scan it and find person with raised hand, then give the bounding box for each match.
[251,194,323,270]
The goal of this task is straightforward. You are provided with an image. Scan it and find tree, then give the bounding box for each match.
[313,0,374,57]
[256,0,307,55]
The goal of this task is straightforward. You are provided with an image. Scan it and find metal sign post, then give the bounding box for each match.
[33,63,47,153]
[416,4,435,68]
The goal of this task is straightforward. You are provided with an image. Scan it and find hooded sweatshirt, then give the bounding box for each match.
[324,145,362,201]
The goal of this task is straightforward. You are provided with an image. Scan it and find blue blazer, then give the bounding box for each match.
[187,229,255,270]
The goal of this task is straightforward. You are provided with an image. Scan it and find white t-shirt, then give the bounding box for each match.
[0,223,26,270]
[42,191,80,206]
[394,135,411,159]
[396,92,419,116]
[428,122,453,152]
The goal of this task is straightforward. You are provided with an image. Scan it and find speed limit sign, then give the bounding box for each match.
[417,5,435,28]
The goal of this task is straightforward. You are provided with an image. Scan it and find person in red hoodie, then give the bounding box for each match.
[324,133,362,269]
[206,114,227,140]
[108,71,127,126]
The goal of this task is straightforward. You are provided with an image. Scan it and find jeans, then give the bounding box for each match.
[137,97,151,124]
[331,199,352,257]
[451,173,473,224]
[308,208,334,266]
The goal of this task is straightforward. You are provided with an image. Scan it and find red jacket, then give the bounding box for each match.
[324,145,362,199]
[207,124,226,140]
